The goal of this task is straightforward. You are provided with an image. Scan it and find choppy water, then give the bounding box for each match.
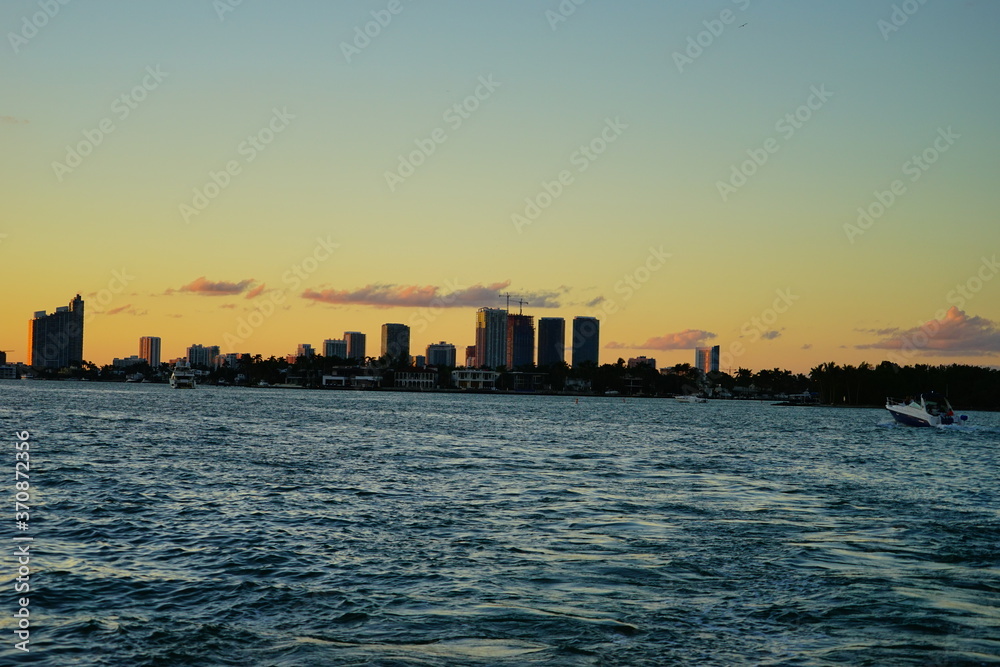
[1,381,999,666]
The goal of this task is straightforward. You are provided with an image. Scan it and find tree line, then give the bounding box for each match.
[25,356,1000,409]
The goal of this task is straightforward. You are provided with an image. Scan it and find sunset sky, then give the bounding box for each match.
[3,0,999,373]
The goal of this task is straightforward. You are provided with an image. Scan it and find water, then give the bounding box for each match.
[2,382,999,666]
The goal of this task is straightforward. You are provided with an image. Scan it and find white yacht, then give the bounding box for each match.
[170,361,196,389]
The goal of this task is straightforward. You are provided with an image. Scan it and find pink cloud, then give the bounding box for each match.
[607,329,717,350]
[166,276,256,297]
[857,307,1000,355]
[300,281,562,309]
[102,304,147,316]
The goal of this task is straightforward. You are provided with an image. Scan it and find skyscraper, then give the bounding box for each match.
[187,344,219,368]
[344,331,366,362]
[571,316,600,367]
[28,294,84,369]
[381,323,410,363]
[537,317,565,367]
[323,338,347,359]
[139,336,161,368]
[506,314,535,369]
[695,345,720,374]
[475,307,507,369]
[426,342,457,367]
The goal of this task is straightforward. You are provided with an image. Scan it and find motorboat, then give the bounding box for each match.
[886,392,966,427]
[169,361,196,389]
[676,395,707,404]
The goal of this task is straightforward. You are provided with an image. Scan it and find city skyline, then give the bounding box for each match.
[3,2,999,374]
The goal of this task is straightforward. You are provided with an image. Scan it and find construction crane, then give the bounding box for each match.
[497,293,529,315]
[498,292,514,312]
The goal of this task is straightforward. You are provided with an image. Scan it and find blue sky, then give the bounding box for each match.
[3,0,999,370]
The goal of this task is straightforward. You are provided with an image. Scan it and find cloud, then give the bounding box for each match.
[760,330,781,340]
[301,281,565,309]
[101,304,147,316]
[855,327,901,336]
[166,276,256,297]
[245,283,267,299]
[0,116,29,124]
[857,307,1000,355]
[607,329,717,350]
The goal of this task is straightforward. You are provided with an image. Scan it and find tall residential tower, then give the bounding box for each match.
[139,336,161,368]
[537,317,565,367]
[474,307,507,369]
[571,316,600,367]
[28,294,84,369]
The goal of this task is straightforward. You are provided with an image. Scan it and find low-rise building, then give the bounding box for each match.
[395,369,437,390]
[452,369,499,390]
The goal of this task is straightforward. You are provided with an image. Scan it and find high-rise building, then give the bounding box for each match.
[571,316,600,367]
[344,331,366,362]
[296,343,315,358]
[29,294,84,369]
[139,336,161,368]
[187,344,219,368]
[695,345,720,374]
[426,342,457,367]
[323,338,347,359]
[475,308,507,369]
[537,317,565,367]
[465,345,476,367]
[381,323,410,362]
[506,314,535,369]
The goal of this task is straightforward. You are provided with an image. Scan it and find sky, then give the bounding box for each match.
[2,0,999,373]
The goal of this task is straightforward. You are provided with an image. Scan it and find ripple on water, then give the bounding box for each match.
[4,383,1000,665]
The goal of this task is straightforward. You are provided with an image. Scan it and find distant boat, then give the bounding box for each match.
[169,362,196,389]
[676,395,707,404]
[886,392,966,427]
